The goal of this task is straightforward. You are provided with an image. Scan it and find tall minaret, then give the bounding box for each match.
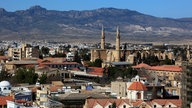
[115,26,120,62]
[101,25,105,49]
[187,45,190,60]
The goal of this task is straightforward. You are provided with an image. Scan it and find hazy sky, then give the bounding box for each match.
[0,0,191,18]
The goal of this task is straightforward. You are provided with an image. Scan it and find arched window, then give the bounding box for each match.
[123,105,126,108]
[137,92,141,99]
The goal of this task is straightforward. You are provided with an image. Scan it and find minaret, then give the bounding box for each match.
[115,26,120,62]
[187,45,190,60]
[101,25,105,49]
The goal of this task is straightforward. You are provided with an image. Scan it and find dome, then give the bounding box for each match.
[128,82,147,91]
[0,81,11,87]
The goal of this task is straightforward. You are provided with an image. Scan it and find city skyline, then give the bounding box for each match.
[0,0,192,18]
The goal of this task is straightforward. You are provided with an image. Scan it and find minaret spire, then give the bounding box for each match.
[187,45,190,60]
[115,26,120,62]
[101,25,105,49]
[116,26,120,50]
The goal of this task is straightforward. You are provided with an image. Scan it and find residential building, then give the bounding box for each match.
[181,66,192,108]
[0,96,14,108]
[36,87,49,108]
[8,43,39,60]
[84,99,182,108]
[133,63,182,97]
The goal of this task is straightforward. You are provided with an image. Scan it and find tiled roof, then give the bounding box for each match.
[6,60,39,65]
[49,86,62,92]
[87,99,130,108]
[128,82,147,91]
[132,63,151,69]
[31,86,41,93]
[40,62,79,65]
[43,57,66,63]
[0,56,9,60]
[88,67,104,76]
[132,63,182,72]
[37,59,43,63]
[0,96,14,105]
[15,100,27,103]
[149,65,182,72]
[132,100,152,107]
[152,99,182,107]
[86,99,181,108]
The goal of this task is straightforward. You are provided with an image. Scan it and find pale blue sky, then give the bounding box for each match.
[0,0,191,18]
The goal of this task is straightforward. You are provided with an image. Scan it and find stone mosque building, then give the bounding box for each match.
[90,26,175,67]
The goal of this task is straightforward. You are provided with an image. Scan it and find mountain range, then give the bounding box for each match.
[0,5,192,43]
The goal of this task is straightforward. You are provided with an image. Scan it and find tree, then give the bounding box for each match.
[107,67,137,82]
[94,58,103,67]
[0,70,10,81]
[160,55,174,65]
[0,49,5,56]
[51,53,66,57]
[41,46,50,56]
[74,51,81,63]
[14,67,38,84]
[112,102,116,108]
[39,73,47,84]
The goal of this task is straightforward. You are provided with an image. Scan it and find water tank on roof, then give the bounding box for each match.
[86,85,93,90]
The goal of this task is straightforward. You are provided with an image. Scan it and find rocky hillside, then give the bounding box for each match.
[0,5,192,42]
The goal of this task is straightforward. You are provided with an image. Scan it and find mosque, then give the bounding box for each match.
[90,26,175,67]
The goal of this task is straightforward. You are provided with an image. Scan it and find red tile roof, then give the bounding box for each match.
[128,82,147,91]
[43,57,66,63]
[15,100,27,103]
[40,62,79,65]
[87,99,130,108]
[49,86,62,92]
[132,63,151,69]
[86,99,181,108]
[0,56,9,60]
[132,100,145,106]
[88,67,104,76]
[132,63,182,72]
[149,65,182,72]
[0,96,14,105]
[31,86,41,93]
[152,99,182,107]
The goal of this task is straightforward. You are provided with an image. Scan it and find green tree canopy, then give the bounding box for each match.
[39,73,47,84]
[14,67,38,84]
[0,70,10,81]
[88,58,103,67]
[41,46,50,56]
[107,67,137,81]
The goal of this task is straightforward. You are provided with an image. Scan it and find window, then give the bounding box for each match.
[40,94,47,97]
[108,105,111,108]
[154,105,156,108]
[123,105,126,108]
